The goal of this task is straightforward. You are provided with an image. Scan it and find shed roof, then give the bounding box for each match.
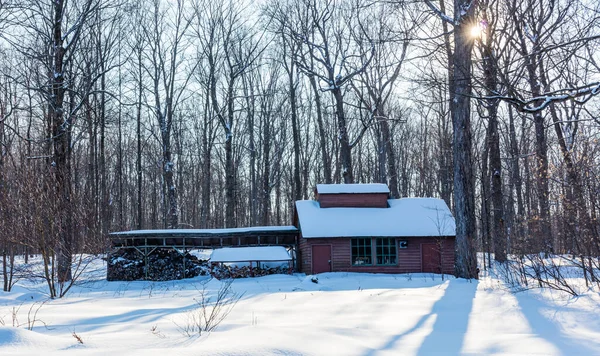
[210,246,291,262]
[316,183,390,194]
[295,197,455,238]
[110,225,298,237]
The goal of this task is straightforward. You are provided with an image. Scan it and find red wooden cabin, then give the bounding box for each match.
[295,184,455,275]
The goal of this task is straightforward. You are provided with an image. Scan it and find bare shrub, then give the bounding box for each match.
[176,279,243,337]
[500,254,594,296]
[8,300,48,330]
[72,331,84,344]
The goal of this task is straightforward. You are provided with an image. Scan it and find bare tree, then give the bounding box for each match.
[291,0,375,184]
[425,0,479,278]
[142,0,196,229]
[351,1,413,198]
[194,0,267,227]
[472,0,507,262]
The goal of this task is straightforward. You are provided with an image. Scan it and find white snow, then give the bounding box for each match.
[111,225,298,236]
[0,256,599,355]
[211,246,291,262]
[316,183,390,194]
[296,198,456,238]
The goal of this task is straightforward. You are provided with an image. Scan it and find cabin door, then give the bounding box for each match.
[421,243,441,273]
[312,245,332,274]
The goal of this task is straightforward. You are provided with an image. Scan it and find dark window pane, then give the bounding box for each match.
[375,238,397,265]
[351,238,372,266]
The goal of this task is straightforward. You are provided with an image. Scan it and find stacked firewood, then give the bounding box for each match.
[106,248,211,281]
[211,264,290,279]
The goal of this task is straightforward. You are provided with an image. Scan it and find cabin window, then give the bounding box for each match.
[376,238,397,265]
[351,238,372,265]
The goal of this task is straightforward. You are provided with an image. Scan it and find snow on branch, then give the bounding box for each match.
[423,0,456,25]
[487,82,600,113]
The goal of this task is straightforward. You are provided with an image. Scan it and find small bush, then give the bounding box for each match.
[176,279,243,337]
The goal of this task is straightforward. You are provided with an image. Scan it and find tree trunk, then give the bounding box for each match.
[332,87,353,184]
[52,0,72,283]
[261,111,271,226]
[377,110,399,198]
[224,76,236,228]
[136,47,143,230]
[162,131,177,229]
[0,101,7,291]
[507,106,524,252]
[308,76,332,184]
[438,0,454,208]
[117,38,124,230]
[244,78,258,226]
[99,62,109,235]
[532,102,552,254]
[200,86,212,228]
[451,0,478,279]
[539,63,591,254]
[481,32,506,262]
[513,10,552,254]
[481,123,491,267]
[289,67,302,201]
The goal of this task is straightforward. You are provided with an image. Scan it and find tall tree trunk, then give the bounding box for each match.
[332,87,353,184]
[85,95,96,240]
[539,64,591,254]
[0,97,7,290]
[162,130,177,229]
[52,0,72,283]
[481,123,492,268]
[99,59,108,236]
[261,115,271,226]
[376,108,399,198]
[243,77,258,226]
[224,76,236,228]
[200,86,212,228]
[439,0,454,207]
[308,76,331,184]
[513,10,552,253]
[451,0,478,279]
[289,67,302,201]
[136,47,143,230]
[507,106,524,252]
[151,170,158,229]
[117,35,124,230]
[524,70,552,253]
[481,28,506,262]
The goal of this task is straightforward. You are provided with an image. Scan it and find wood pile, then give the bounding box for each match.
[106,248,210,281]
[211,264,290,279]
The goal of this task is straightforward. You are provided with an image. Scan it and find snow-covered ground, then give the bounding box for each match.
[0,256,599,355]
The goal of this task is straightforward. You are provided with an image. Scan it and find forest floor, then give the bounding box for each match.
[0,255,599,355]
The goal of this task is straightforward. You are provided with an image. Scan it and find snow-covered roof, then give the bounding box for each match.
[210,246,291,262]
[110,226,298,236]
[316,183,390,194]
[296,198,455,238]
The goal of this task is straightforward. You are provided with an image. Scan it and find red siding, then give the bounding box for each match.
[318,193,388,208]
[311,245,332,273]
[299,236,455,275]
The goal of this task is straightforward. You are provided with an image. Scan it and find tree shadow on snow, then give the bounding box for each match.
[299,272,451,293]
[363,278,477,356]
[512,292,600,355]
[45,304,197,333]
[416,279,477,355]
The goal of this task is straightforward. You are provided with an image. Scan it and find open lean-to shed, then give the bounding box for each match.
[294,184,456,275]
[210,246,293,277]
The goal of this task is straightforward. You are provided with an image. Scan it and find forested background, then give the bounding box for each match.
[0,0,599,290]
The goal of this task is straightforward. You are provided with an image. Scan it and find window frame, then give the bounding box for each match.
[351,238,373,266]
[375,237,397,266]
